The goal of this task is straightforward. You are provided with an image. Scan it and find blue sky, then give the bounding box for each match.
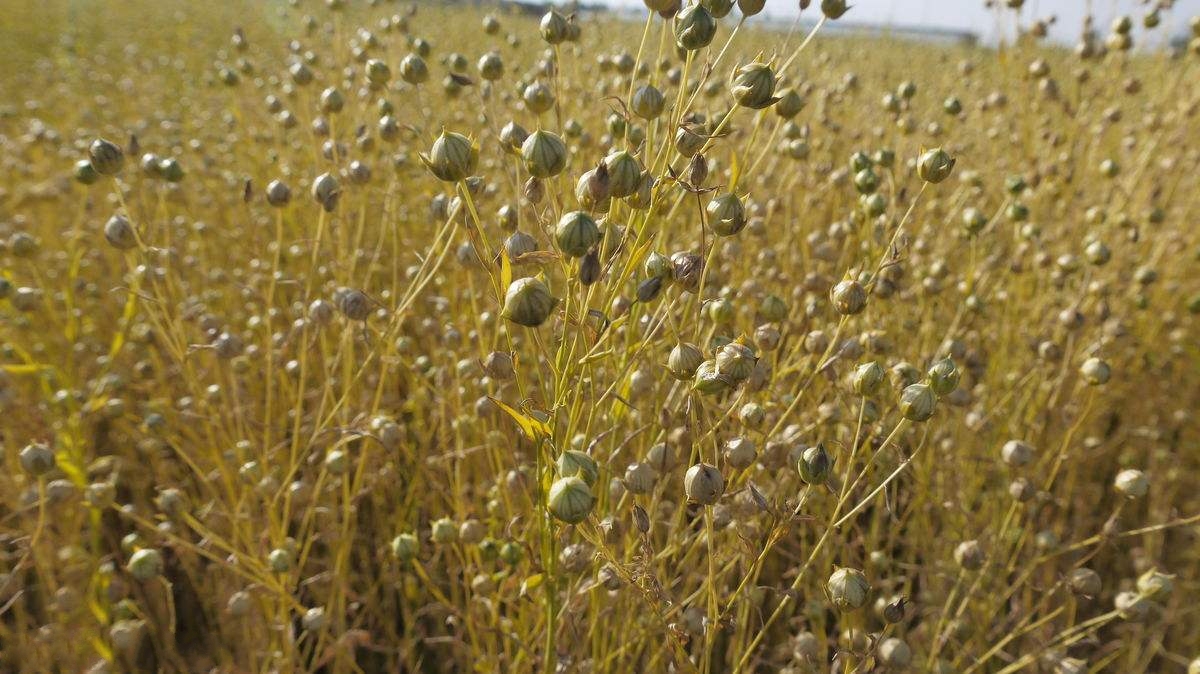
[580,0,1200,45]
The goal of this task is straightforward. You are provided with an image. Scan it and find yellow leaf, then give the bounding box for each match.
[520,573,544,599]
[489,397,550,441]
[500,247,512,291]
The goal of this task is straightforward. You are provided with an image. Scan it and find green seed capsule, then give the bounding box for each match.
[692,359,732,395]
[917,148,956,183]
[731,62,777,110]
[852,361,885,396]
[927,357,960,396]
[708,193,747,236]
[605,151,643,199]
[399,53,429,84]
[127,549,163,581]
[631,84,666,120]
[667,342,705,380]
[390,533,419,561]
[557,450,599,486]
[899,383,937,421]
[73,159,99,185]
[521,130,568,179]
[88,138,125,176]
[827,567,870,610]
[797,444,831,485]
[821,0,851,19]
[421,131,478,182]
[501,277,558,327]
[674,5,717,50]
[684,463,724,504]
[548,475,594,523]
[540,10,570,45]
[555,211,601,258]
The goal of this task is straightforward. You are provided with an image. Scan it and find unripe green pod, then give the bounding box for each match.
[73,159,99,185]
[852,361,885,395]
[759,294,788,322]
[827,567,870,610]
[89,138,125,176]
[849,151,872,173]
[1114,591,1150,621]
[797,444,830,485]
[158,158,184,183]
[390,533,419,561]
[320,87,344,113]
[830,280,867,315]
[731,62,777,109]
[421,131,478,182]
[899,383,936,421]
[1067,568,1101,596]
[555,211,601,258]
[954,540,985,570]
[877,638,911,668]
[499,121,529,155]
[715,340,756,382]
[1114,468,1148,498]
[540,10,569,44]
[944,96,963,115]
[605,151,643,199]
[1085,240,1111,265]
[674,5,717,50]
[104,215,138,250]
[623,462,657,494]
[927,357,960,396]
[477,52,504,81]
[821,0,851,19]
[708,193,747,236]
[365,59,391,87]
[684,463,724,504]
[430,518,457,544]
[632,84,666,120]
[501,277,558,327]
[523,81,555,114]
[19,443,56,476]
[722,436,756,470]
[961,207,987,234]
[738,0,766,16]
[1079,357,1110,385]
[400,53,429,84]
[127,548,163,581]
[853,167,878,194]
[774,88,804,118]
[1001,439,1034,467]
[289,61,313,86]
[667,342,705,380]
[701,0,734,18]
[692,359,731,395]
[548,475,594,523]
[266,179,291,207]
[861,193,887,217]
[557,450,599,486]
[645,251,673,279]
[707,297,735,324]
[521,130,568,179]
[917,148,956,183]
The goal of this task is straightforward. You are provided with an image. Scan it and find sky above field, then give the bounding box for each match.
[581,0,1200,45]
